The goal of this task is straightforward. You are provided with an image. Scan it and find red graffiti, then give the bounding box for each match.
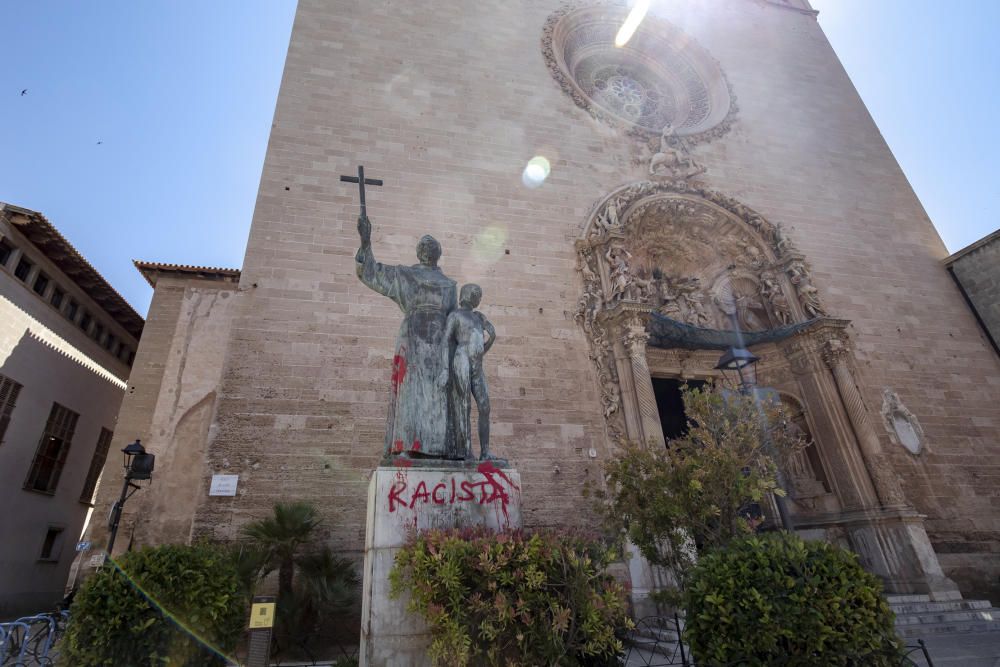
[411,439,422,452]
[387,464,520,525]
[392,440,405,454]
[390,348,407,395]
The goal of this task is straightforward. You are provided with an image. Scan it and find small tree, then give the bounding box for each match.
[240,502,358,658]
[598,386,803,597]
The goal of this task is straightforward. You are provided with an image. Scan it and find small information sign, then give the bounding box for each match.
[209,474,239,497]
[249,601,276,629]
[246,596,276,667]
[88,553,106,567]
[76,540,92,552]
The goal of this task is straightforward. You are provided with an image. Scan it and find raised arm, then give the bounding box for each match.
[355,215,399,300]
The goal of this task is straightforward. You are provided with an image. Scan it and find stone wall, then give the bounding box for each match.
[86,275,238,552]
[945,229,1000,352]
[100,0,1000,600]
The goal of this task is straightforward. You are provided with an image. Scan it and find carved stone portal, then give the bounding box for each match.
[573,181,960,599]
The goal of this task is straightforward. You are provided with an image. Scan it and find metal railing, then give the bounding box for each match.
[0,611,69,666]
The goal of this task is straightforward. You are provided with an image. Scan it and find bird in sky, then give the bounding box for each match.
[96,141,103,145]
[20,89,27,96]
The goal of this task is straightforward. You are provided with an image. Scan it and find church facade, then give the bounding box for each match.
[86,0,1000,602]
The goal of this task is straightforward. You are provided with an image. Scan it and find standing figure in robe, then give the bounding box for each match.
[355,215,458,458]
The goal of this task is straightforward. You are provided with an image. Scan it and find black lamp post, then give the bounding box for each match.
[714,347,794,531]
[106,439,155,558]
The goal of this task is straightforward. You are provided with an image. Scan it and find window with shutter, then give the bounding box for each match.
[0,374,23,445]
[24,403,79,494]
[80,428,113,504]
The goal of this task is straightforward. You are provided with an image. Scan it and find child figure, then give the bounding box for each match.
[443,284,496,460]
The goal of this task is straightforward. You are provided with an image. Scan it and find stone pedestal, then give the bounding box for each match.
[359,461,522,667]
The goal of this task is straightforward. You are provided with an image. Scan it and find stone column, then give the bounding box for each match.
[623,317,665,447]
[822,338,907,508]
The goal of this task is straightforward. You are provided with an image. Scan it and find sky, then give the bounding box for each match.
[1,1,997,317]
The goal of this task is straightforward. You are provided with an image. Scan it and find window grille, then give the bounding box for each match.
[80,427,113,504]
[0,374,23,445]
[25,403,79,494]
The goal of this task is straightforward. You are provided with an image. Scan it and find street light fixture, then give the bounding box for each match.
[106,439,155,557]
[714,346,760,395]
[714,347,794,532]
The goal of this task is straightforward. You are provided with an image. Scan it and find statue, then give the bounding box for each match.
[355,214,459,458]
[649,123,705,179]
[444,284,497,460]
[606,244,634,301]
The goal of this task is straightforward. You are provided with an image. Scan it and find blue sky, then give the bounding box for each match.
[1,1,997,316]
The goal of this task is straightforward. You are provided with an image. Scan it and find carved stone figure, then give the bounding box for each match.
[787,262,825,318]
[355,215,459,458]
[657,279,683,319]
[595,197,624,235]
[606,244,634,301]
[759,271,792,326]
[676,278,712,327]
[444,284,497,460]
[649,123,705,180]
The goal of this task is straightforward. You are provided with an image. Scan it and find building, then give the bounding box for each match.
[944,228,1000,357]
[0,203,142,617]
[85,0,1000,607]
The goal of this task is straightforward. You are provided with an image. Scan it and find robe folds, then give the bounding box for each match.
[357,248,458,458]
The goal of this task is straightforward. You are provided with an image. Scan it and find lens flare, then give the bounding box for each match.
[615,0,651,48]
[472,225,508,264]
[521,156,551,188]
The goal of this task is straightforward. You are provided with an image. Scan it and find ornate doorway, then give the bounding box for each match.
[574,181,960,599]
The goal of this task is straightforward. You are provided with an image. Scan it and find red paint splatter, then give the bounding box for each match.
[393,456,413,468]
[392,440,404,453]
[477,461,520,527]
[411,439,421,452]
[390,348,407,395]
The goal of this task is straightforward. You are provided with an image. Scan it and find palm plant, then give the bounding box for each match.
[241,501,322,604]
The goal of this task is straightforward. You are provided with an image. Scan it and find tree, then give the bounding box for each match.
[241,501,321,604]
[240,502,359,658]
[597,386,803,599]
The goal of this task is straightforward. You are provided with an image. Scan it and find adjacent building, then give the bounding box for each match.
[944,229,1000,357]
[0,203,142,617]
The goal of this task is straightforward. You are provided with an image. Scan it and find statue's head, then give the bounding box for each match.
[416,235,442,265]
[459,283,482,309]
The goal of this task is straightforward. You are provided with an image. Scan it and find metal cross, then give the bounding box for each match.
[340,165,383,217]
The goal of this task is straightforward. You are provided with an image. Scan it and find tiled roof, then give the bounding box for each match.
[2,203,145,339]
[133,260,241,287]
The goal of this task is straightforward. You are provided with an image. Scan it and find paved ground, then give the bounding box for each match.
[623,631,1000,666]
[908,631,1000,667]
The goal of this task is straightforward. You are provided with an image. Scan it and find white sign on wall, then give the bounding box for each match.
[209,474,239,497]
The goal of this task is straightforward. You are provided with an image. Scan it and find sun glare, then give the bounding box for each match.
[615,0,651,48]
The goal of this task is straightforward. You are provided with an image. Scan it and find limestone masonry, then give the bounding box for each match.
[86,0,1000,602]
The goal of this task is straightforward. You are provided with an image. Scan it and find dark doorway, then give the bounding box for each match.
[652,377,706,443]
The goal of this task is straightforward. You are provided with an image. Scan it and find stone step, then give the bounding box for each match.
[891,599,992,615]
[887,594,933,604]
[895,608,1000,626]
[897,616,1000,638]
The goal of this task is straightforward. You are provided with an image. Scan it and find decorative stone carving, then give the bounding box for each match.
[822,338,908,507]
[881,388,925,456]
[787,261,825,318]
[760,271,792,325]
[648,124,706,181]
[541,2,736,145]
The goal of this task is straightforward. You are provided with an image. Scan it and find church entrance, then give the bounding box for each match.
[652,377,705,442]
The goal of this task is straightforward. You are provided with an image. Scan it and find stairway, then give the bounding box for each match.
[890,594,1000,638]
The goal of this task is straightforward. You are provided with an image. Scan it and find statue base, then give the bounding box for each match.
[359,462,522,667]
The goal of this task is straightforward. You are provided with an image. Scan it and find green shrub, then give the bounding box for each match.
[61,543,249,666]
[390,528,632,667]
[597,387,803,602]
[683,532,902,666]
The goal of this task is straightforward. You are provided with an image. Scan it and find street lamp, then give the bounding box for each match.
[714,347,794,532]
[714,346,760,395]
[106,439,155,557]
